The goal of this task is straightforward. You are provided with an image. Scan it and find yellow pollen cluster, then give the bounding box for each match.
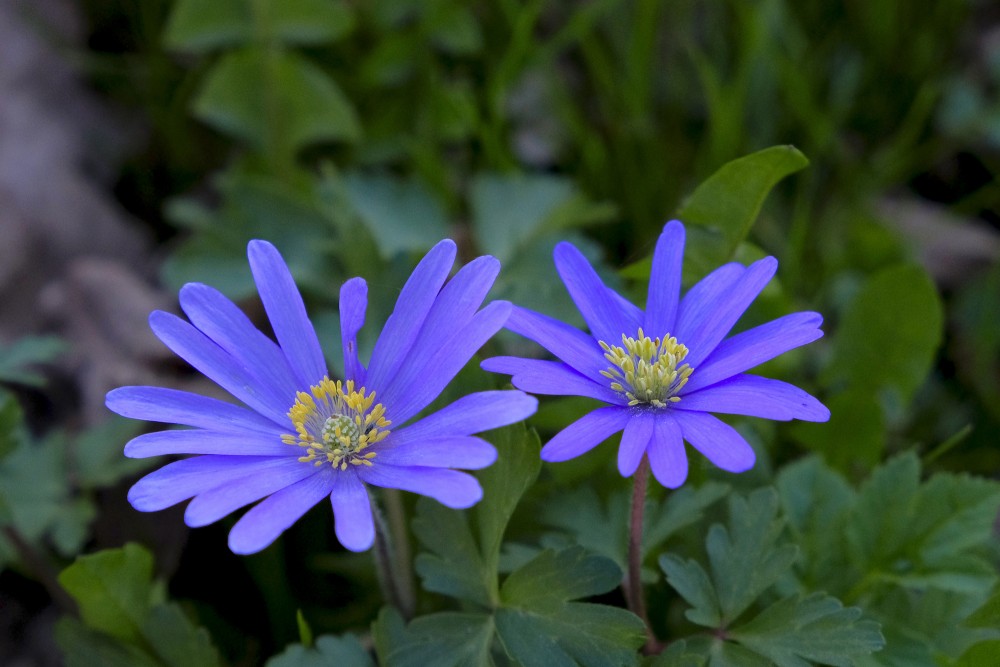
[281,377,391,470]
[599,328,694,408]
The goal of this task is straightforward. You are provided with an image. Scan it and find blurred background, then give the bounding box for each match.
[1,0,998,665]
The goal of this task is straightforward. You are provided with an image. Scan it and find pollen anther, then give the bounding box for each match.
[599,328,693,408]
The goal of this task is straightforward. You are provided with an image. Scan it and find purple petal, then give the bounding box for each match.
[481,357,626,405]
[106,386,279,434]
[330,472,375,552]
[367,240,456,392]
[540,406,631,462]
[672,410,755,473]
[644,221,685,336]
[675,375,830,422]
[609,287,645,326]
[618,411,655,477]
[358,464,483,508]
[178,283,299,402]
[390,390,537,444]
[227,468,335,554]
[384,301,512,425]
[674,263,743,345]
[381,255,500,407]
[124,429,291,458]
[185,459,319,527]
[149,311,289,425]
[340,277,368,384]
[647,414,687,488]
[553,241,642,345]
[247,240,328,389]
[504,305,608,380]
[128,455,283,511]
[376,436,497,469]
[683,312,824,393]
[678,257,778,367]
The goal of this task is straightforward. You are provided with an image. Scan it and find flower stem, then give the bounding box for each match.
[383,488,416,617]
[371,495,415,619]
[627,456,662,654]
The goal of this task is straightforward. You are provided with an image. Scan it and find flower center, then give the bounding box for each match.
[599,328,693,408]
[282,377,391,470]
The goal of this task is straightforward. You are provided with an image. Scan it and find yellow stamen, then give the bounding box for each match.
[283,376,392,470]
[599,328,693,408]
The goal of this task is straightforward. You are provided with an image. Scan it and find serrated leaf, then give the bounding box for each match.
[495,546,645,667]
[58,543,157,644]
[343,173,450,259]
[962,588,1000,629]
[266,633,374,667]
[0,432,70,541]
[827,264,943,405]
[658,554,721,628]
[413,498,491,607]
[386,612,494,667]
[707,489,798,624]
[0,335,66,387]
[730,593,885,666]
[73,417,151,489]
[55,617,160,667]
[678,145,808,269]
[193,48,360,151]
[647,640,705,666]
[846,453,921,572]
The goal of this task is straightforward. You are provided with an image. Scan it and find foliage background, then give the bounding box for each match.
[1,0,999,665]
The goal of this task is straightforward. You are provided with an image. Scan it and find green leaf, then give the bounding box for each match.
[955,640,1000,667]
[56,618,160,667]
[0,389,26,459]
[385,612,494,667]
[426,4,482,55]
[729,593,884,666]
[58,543,157,645]
[163,0,250,52]
[659,553,721,628]
[343,173,450,259]
[73,417,151,489]
[165,0,354,52]
[962,588,1000,628]
[676,145,808,269]
[790,391,885,471]
[193,48,360,151]
[266,634,374,667]
[0,431,71,542]
[496,547,645,666]
[413,498,491,607]
[0,335,66,387]
[141,603,222,667]
[826,264,944,406]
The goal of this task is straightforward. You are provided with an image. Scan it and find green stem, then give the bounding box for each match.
[627,456,662,654]
[371,496,415,619]
[383,488,416,617]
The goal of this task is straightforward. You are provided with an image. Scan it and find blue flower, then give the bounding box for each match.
[107,240,536,554]
[482,220,828,488]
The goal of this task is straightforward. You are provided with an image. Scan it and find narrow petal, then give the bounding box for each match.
[674,375,830,422]
[124,429,290,458]
[644,220,685,336]
[553,241,642,345]
[340,277,368,384]
[683,312,824,393]
[390,390,538,444]
[330,472,375,552]
[618,411,655,477]
[366,240,456,391]
[185,459,319,527]
[179,283,299,401]
[377,436,497,469]
[647,414,687,488]
[679,257,779,367]
[247,240,328,388]
[106,386,279,434]
[504,305,608,380]
[385,301,512,425]
[358,465,483,508]
[127,455,283,512]
[481,357,626,405]
[672,410,755,473]
[227,468,335,554]
[540,406,631,462]
[149,311,288,424]
[381,255,500,407]
[674,263,744,345]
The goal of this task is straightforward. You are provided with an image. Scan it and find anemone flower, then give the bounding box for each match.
[482,220,828,488]
[107,240,536,554]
